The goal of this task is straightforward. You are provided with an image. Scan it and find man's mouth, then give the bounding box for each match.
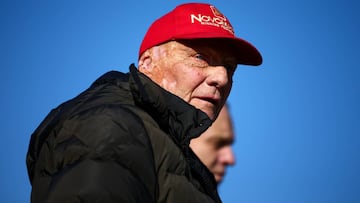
[198,96,220,106]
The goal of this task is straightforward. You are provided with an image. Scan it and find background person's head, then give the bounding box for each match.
[138,3,262,120]
[190,104,235,183]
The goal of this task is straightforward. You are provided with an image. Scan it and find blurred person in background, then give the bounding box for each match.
[191,103,235,184]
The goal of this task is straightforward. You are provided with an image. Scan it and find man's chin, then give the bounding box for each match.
[215,175,223,184]
[190,101,218,120]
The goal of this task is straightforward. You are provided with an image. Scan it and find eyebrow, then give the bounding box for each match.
[208,135,234,145]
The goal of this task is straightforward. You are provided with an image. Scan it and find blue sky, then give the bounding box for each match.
[1,0,359,202]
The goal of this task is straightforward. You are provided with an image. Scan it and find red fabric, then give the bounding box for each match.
[139,3,262,66]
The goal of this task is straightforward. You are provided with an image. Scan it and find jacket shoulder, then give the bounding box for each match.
[29,104,159,202]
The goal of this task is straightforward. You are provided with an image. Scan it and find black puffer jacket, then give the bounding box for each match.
[26,64,221,203]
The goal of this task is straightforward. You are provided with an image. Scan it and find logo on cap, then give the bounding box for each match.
[190,5,234,34]
[210,5,225,19]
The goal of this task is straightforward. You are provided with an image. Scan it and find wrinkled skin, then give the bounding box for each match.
[138,39,237,120]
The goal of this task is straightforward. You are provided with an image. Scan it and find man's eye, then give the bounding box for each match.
[194,54,206,61]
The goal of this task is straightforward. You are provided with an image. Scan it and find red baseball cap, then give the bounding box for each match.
[139,3,262,66]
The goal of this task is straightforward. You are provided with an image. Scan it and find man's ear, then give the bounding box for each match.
[138,50,153,76]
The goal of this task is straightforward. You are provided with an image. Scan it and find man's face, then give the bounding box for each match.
[139,40,237,120]
[190,106,235,183]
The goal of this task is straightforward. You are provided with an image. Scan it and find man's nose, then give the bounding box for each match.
[220,146,236,166]
[206,65,230,88]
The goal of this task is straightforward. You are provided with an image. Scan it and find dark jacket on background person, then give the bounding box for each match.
[26,64,222,203]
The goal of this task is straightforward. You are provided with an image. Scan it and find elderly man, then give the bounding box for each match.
[26,2,262,203]
[190,104,235,184]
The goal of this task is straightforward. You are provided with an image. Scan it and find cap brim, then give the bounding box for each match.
[232,37,262,66]
[171,34,262,66]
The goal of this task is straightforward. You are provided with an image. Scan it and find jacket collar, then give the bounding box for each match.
[128,64,212,146]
